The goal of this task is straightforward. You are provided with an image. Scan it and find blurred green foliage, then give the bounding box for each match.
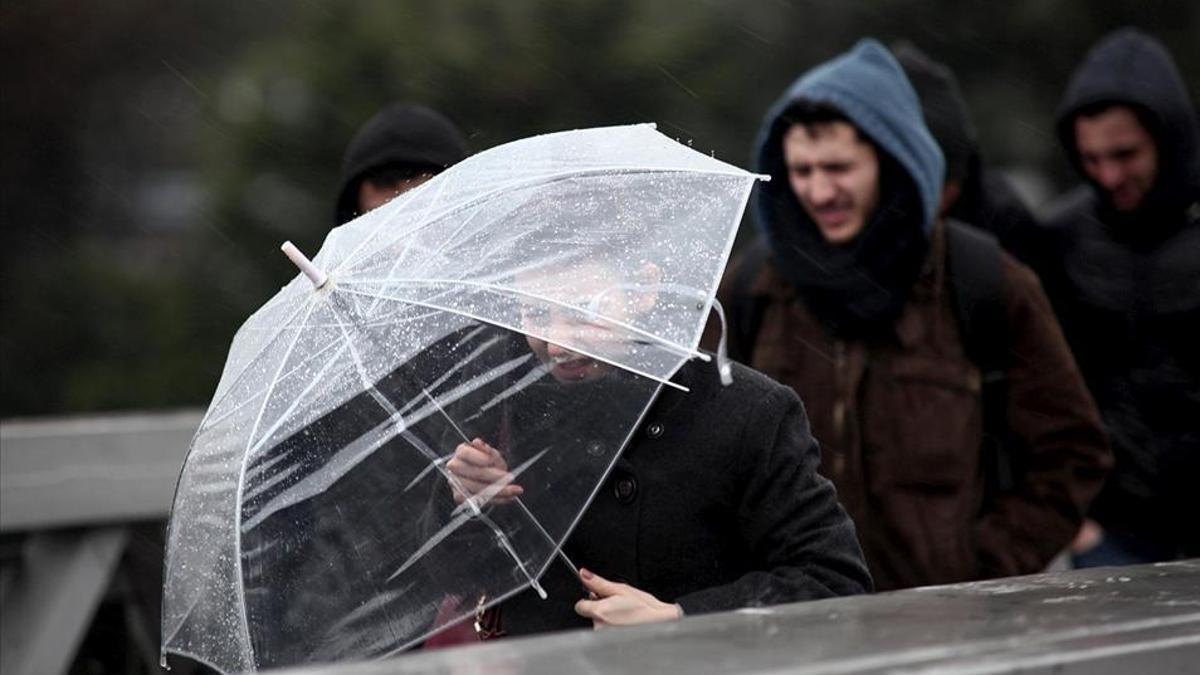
[2,0,1197,416]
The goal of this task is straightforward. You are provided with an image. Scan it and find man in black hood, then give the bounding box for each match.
[334,102,469,225]
[892,42,1043,266]
[1043,28,1200,565]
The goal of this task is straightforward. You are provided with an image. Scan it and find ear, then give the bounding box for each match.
[938,180,963,216]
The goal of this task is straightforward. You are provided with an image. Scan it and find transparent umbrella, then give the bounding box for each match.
[161,123,766,673]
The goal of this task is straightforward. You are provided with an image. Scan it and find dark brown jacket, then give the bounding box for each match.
[715,223,1112,590]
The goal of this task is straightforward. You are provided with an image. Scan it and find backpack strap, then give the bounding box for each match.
[944,220,1015,493]
[726,239,772,363]
[945,220,1007,370]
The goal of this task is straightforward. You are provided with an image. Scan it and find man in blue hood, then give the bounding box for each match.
[1041,28,1200,565]
[717,40,1111,590]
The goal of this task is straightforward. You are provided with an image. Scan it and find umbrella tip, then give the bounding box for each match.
[281,241,329,289]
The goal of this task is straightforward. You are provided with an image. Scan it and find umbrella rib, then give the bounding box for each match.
[335,286,690,392]
[333,162,453,277]
[204,335,350,434]
[342,276,703,362]
[332,167,754,275]
[446,454,584,580]
[233,297,321,669]
[244,281,305,324]
[197,297,314,433]
[363,194,487,320]
[160,579,210,657]
[383,158,454,245]
[222,341,354,465]
[397,354,537,495]
[327,304,547,598]
[475,358,555,415]
[240,408,418,534]
[328,303,471,444]
[390,335,518,441]
[238,307,440,331]
[390,353,585,579]
[448,447,550,518]
[239,351,536,527]
[394,352,532,440]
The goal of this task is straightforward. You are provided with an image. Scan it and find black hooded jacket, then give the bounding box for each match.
[1043,28,1200,555]
[893,43,1043,266]
[335,103,468,225]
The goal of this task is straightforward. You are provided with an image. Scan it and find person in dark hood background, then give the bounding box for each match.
[1041,28,1200,566]
[713,39,1111,590]
[334,102,469,225]
[892,42,1043,266]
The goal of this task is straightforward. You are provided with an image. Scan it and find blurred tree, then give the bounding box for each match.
[2,0,1197,416]
[1,0,283,415]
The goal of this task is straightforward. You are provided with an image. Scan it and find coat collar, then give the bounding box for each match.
[750,219,948,350]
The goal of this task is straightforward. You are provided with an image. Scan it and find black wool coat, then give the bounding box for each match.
[494,357,872,637]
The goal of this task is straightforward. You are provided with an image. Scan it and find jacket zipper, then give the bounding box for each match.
[832,340,847,475]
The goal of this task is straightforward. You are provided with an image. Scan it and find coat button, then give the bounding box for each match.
[613,476,638,503]
[645,422,664,439]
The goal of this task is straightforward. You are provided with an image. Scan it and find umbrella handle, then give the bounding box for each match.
[281,241,329,289]
[710,299,734,386]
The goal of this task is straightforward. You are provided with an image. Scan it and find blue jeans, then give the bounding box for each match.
[1072,529,1177,568]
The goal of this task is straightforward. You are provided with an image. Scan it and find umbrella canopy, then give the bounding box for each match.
[162,124,765,673]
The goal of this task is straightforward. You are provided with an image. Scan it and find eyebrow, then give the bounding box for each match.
[1080,145,1142,160]
[787,159,853,170]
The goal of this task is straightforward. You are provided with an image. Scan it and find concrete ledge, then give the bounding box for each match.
[277,561,1200,675]
[0,410,202,532]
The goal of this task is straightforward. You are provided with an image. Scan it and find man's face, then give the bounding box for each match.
[357,174,435,213]
[783,122,881,246]
[1074,106,1159,213]
[522,320,615,384]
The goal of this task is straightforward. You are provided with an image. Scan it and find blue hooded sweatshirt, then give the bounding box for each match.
[755,38,945,237]
[750,39,946,335]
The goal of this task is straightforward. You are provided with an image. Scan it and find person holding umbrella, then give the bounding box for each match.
[441,254,872,638]
[163,124,869,672]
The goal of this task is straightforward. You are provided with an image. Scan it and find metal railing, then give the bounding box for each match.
[0,410,201,675]
[3,410,1198,675]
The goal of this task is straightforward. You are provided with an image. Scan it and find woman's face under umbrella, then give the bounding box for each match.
[518,260,661,384]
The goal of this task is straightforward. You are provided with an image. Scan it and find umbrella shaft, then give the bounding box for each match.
[511,497,581,578]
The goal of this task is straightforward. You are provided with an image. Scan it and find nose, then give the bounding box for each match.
[545,340,570,359]
[808,172,837,205]
[1094,160,1125,190]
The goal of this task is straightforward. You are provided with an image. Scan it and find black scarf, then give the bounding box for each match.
[765,154,929,338]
